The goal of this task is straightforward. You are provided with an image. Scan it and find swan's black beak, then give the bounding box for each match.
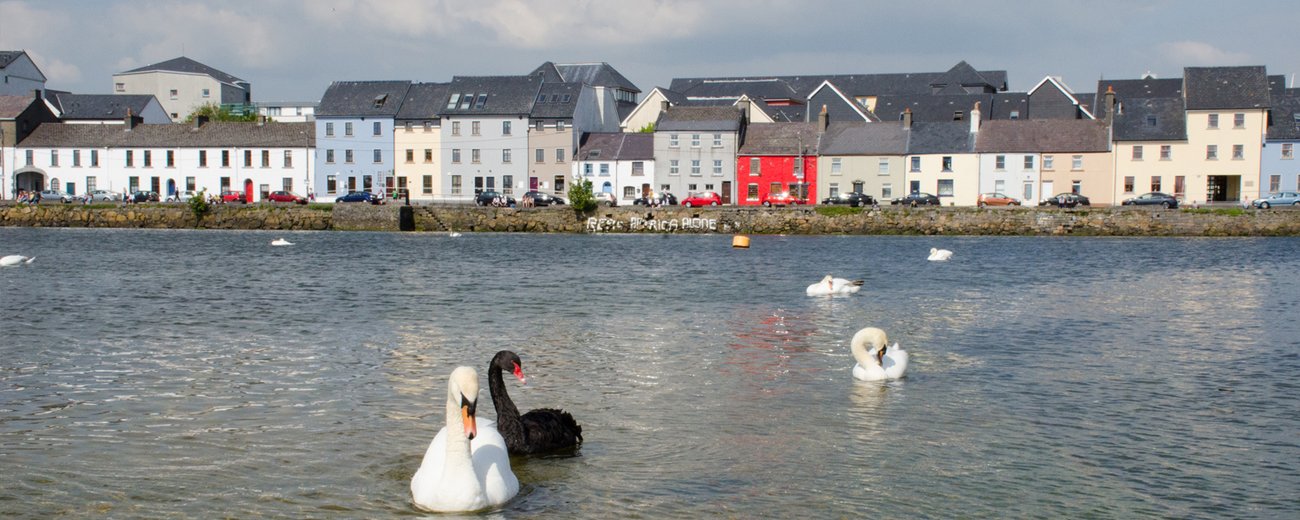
[512,362,527,385]
[876,345,887,364]
[460,394,477,440]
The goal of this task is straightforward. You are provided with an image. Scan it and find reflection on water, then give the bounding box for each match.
[1,229,1298,518]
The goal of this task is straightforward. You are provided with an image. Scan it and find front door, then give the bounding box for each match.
[244,179,254,202]
[167,179,177,197]
[474,176,484,195]
[1206,176,1238,202]
[1042,181,1054,202]
[722,181,732,204]
[909,180,921,194]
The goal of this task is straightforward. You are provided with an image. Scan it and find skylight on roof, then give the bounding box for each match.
[474,94,487,109]
[536,93,546,103]
[447,93,460,109]
[373,94,388,108]
[459,93,472,110]
[562,94,571,103]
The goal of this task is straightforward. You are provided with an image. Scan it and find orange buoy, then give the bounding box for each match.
[732,235,750,248]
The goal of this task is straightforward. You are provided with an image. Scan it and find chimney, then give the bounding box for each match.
[33,89,42,100]
[818,104,829,132]
[902,107,913,129]
[1104,86,1116,126]
[193,115,209,130]
[257,115,266,126]
[737,99,751,119]
[970,101,981,134]
[124,108,138,130]
[660,100,670,113]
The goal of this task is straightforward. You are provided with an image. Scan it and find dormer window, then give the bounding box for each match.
[1009,110,1020,120]
[373,94,388,108]
[1293,114,1300,131]
[551,95,560,102]
[953,111,964,121]
[562,94,571,103]
[447,93,461,109]
[459,94,472,110]
[1147,115,1158,127]
[536,93,546,103]
[474,94,487,109]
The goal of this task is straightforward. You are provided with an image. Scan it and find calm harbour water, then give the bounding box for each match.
[1,227,1298,519]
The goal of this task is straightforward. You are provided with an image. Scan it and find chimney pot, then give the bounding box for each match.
[818,104,829,132]
[902,107,913,129]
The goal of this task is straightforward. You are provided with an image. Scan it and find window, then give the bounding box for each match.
[1023,155,1034,170]
[937,179,954,196]
[222,150,230,167]
[535,149,544,163]
[583,164,593,176]
[1232,144,1244,160]
[691,160,701,175]
[624,186,637,200]
[556,149,565,163]
[995,179,1006,194]
[880,183,891,199]
[502,175,513,195]
[169,89,178,99]
[831,158,842,174]
[1151,177,1162,192]
[1175,175,1186,197]
[451,175,462,195]
[1024,181,1034,201]
[749,158,761,176]
[373,121,381,136]
[282,178,293,192]
[1009,110,1020,120]
[471,121,480,136]
[953,111,964,121]
[326,149,335,163]
[1132,146,1144,160]
[502,121,511,135]
[878,159,889,174]
[941,156,952,172]
[1156,145,1170,160]
[143,150,152,167]
[1283,143,1294,159]
[1072,155,1083,170]
[403,121,413,133]
[669,134,679,148]
[425,149,433,163]
[345,122,353,136]
[474,94,487,109]
[73,150,81,167]
[90,150,98,167]
[502,149,512,163]
[1270,175,1281,192]
[1146,115,1157,127]
[713,160,723,175]
[713,133,722,147]
[1124,176,1135,193]
[1294,114,1300,131]
[284,150,292,168]
[446,93,460,109]
[670,159,679,175]
[632,161,644,176]
[828,183,840,197]
[449,149,460,163]
[423,175,433,194]
[186,176,195,191]
[326,122,334,137]
[554,176,565,193]
[50,150,58,167]
[344,149,353,163]
[747,184,761,200]
[423,121,432,132]
[910,157,921,172]
[406,149,414,163]
[1044,155,1054,170]
[995,155,1005,170]
[1208,113,1219,129]
[1071,180,1082,194]
[115,82,124,92]
[690,134,700,148]
[262,150,271,167]
[198,150,207,167]
[600,164,610,176]
[166,150,175,168]
[556,121,565,131]
[1206,145,1218,160]
[1234,113,1245,128]
[452,121,461,135]
[535,120,544,131]
[471,149,480,163]
[129,176,140,192]
[769,182,782,195]
[125,150,133,167]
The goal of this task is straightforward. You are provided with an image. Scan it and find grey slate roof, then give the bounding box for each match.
[906,121,975,154]
[438,76,540,117]
[929,61,1000,94]
[395,82,451,120]
[817,122,910,155]
[0,94,36,118]
[1097,77,1183,100]
[49,93,158,120]
[656,106,743,131]
[669,62,1008,100]
[1266,88,1300,140]
[682,78,799,100]
[531,82,581,119]
[546,62,640,93]
[1111,97,1187,141]
[576,132,653,161]
[875,94,992,123]
[974,120,1110,153]
[750,98,807,122]
[19,121,315,148]
[0,50,27,69]
[737,122,820,155]
[120,56,245,85]
[317,80,411,118]
[1184,66,1270,110]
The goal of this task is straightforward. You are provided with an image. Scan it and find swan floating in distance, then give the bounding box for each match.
[0,255,35,267]
[850,327,909,381]
[489,350,583,455]
[270,238,294,246]
[411,366,519,512]
[927,248,953,261]
[449,230,463,238]
[806,274,864,296]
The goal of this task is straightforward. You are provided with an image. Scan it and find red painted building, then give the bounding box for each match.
[735,122,822,205]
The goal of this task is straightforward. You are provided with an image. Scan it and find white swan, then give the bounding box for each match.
[806,274,864,296]
[411,366,518,513]
[270,238,293,246]
[850,327,909,381]
[449,230,462,238]
[0,255,35,267]
[927,247,953,261]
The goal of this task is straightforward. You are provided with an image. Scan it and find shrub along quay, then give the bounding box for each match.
[3,202,1300,236]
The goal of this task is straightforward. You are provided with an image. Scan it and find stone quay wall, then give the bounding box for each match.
[4,202,1300,236]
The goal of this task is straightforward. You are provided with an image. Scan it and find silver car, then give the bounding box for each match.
[37,189,71,203]
[86,189,117,201]
[1250,191,1300,209]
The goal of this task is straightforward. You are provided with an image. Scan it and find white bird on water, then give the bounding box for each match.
[1,255,35,267]
[927,247,953,261]
[270,238,294,246]
[806,274,864,296]
[850,327,909,381]
[449,230,462,238]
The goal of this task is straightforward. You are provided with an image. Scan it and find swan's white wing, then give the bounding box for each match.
[472,422,519,506]
[883,346,909,379]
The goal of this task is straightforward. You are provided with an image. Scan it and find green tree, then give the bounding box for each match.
[568,178,598,214]
[185,102,258,123]
[637,122,656,133]
[188,188,211,226]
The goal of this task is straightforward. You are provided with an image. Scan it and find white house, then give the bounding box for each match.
[574,132,655,203]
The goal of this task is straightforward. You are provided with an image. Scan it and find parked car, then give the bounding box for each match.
[336,191,381,204]
[890,192,941,206]
[633,192,678,206]
[1250,191,1300,209]
[591,191,618,207]
[130,190,160,203]
[37,189,71,203]
[760,192,808,207]
[266,190,308,204]
[522,191,565,206]
[1121,192,1179,209]
[681,191,722,207]
[86,189,117,202]
[221,189,247,203]
[977,193,1021,207]
[821,192,875,207]
[1040,193,1092,208]
[166,191,196,203]
[474,190,516,207]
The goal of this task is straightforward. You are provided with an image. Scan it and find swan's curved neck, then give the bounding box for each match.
[487,362,526,441]
[444,390,472,460]
[850,336,878,367]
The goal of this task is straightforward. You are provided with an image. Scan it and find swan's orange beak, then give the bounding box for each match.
[876,345,887,364]
[460,395,477,440]
[512,362,526,385]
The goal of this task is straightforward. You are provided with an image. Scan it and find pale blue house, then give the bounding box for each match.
[314,80,411,201]
[1261,87,1300,195]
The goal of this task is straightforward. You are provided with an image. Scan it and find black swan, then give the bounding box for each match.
[488,350,583,455]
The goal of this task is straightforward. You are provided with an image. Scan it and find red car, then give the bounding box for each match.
[221,189,246,203]
[760,192,807,207]
[681,191,722,207]
[266,190,307,204]
[977,193,1020,207]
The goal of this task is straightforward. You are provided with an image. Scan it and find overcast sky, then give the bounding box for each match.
[3,0,1296,103]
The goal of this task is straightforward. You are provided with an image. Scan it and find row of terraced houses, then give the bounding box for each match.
[4,51,1300,206]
